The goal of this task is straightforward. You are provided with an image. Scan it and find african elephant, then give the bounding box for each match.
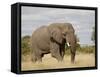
[31,23,76,63]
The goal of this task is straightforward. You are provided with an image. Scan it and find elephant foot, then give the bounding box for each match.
[31,57,37,63]
[51,54,63,62]
[71,60,74,64]
[71,60,76,64]
[71,57,75,64]
[57,60,63,62]
[36,55,42,63]
[31,57,42,63]
[57,57,63,62]
[37,58,42,63]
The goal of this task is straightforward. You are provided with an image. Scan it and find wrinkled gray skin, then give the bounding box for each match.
[31,23,76,63]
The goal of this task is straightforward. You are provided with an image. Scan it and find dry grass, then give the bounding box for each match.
[21,53,95,71]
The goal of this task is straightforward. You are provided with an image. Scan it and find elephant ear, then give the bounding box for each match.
[48,26,62,44]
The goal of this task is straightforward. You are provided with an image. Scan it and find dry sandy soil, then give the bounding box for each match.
[21,53,95,71]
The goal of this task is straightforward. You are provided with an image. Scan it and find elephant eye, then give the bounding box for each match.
[62,32,67,37]
[63,33,66,36]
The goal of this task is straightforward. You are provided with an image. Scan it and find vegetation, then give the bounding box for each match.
[21,36,95,56]
[91,26,95,43]
[21,35,31,55]
[65,44,95,55]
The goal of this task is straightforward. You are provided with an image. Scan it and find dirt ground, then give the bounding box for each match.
[21,53,95,71]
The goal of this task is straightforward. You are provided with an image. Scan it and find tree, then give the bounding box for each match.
[91,27,95,43]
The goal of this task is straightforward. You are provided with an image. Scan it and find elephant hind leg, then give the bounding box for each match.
[31,55,36,62]
[31,53,42,62]
[50,43,63,62]
[31,51,37,62]
[35,50,44,62]
[31,48,42,62]
[36,54,42,62]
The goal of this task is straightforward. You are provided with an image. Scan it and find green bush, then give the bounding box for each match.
[65,45,95,55]
[21,35,31,55]
[77,46,95,53]
[21,36,95,56]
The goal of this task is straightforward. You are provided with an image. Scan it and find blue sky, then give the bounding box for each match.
[21,6,95,45]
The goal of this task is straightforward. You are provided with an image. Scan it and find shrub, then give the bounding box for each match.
[21,35,31,55]
[21,36,95,56]
[78,45,95,53]
[65,45,95,55]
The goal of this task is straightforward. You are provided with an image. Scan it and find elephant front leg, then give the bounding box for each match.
[50,42,63,62]
[60,44,65,59]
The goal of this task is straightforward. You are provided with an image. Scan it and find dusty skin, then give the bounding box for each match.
[21,53,95,71]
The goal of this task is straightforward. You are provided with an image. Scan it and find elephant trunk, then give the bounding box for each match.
[70,43,76,63]
[66,33,76,63]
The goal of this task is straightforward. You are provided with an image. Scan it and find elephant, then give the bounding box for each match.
[31,23,76,63]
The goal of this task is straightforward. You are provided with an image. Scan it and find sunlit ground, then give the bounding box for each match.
[21,53,95,71]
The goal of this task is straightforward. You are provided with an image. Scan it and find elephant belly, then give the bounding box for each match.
[37,40,50,53]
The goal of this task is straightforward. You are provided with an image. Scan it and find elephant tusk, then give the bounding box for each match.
[67,42,70,47]
[77,42,80,44]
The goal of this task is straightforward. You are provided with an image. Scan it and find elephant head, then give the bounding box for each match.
[61,23,77,63]
[48,23,76,63]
